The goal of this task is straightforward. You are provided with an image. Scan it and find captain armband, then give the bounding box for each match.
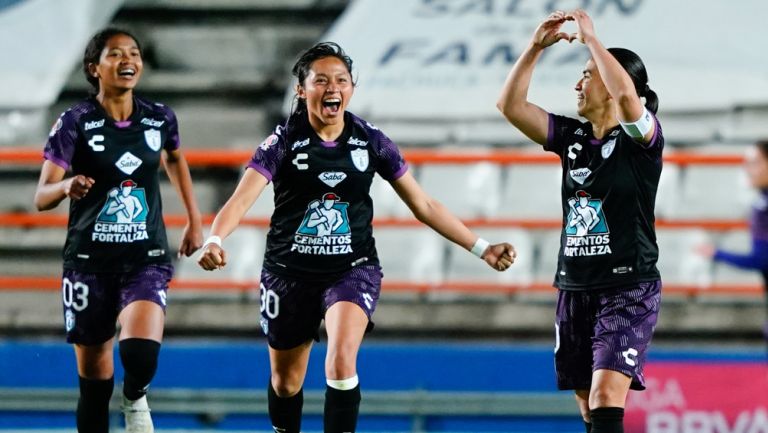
[619,107,653,139]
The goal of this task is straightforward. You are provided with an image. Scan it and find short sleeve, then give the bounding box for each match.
[247,129,286,182]
[373,130,408,181]
[544,113,584,155]
[43,111,78,170]
[161,105,180,151]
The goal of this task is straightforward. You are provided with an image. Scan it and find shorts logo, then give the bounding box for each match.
[350,148,368,172]
[564,190,612,257]
[144,129,162,152]
[92,180,149,243]
[158,289,167,307]
[291,193,352,255]
[64,309,75,332]
[622,347,638,367]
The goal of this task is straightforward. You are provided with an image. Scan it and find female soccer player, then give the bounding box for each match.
[34,28,202,433]
[698,140,768,356]
[198,42,516,433]
[497,10,662,433]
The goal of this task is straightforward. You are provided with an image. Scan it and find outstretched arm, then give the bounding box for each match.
[198,168,268,270]
[567,9,655,143]
[390,172,516,271]
[497,10,571,145]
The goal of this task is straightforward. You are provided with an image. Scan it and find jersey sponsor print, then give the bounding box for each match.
[564,190,612,257]
[92,179,149,243]
[293,193,352,255]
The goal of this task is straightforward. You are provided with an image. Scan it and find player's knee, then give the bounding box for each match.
[324,353,357,380]
[119,338,160,384]
[271,374,303,397]
[589,388,623,409]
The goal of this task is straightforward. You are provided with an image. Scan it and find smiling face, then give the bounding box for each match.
[88,33,143,94]
[575,59,611,118]
[296,56,354,130]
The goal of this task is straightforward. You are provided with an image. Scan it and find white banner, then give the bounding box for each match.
[0,0,123,109]
[317,0,768,123]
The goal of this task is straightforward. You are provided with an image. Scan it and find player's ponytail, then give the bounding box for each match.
[608,47,658,114]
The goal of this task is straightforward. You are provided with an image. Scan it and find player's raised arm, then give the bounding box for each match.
[496,10,571,146]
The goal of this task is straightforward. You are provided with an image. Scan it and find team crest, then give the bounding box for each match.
[144,129,162,151]
[601,139,616,159]
[350,148,368,172]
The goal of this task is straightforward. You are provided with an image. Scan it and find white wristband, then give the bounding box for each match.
[203,235,222,248]
[470,238,490,259]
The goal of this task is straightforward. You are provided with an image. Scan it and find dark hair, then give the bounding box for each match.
[756,140,768,159]
[82,28,142,91]
[607,47,658,114]
[288,42,354,120]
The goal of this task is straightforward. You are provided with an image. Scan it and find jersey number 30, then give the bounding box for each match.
[260,284,280,319]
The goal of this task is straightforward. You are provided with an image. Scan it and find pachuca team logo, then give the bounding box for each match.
[92,179,149,243]
[564,190,611,257]
[292,193,352,255]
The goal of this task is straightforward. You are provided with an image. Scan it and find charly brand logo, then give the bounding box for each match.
[318,171,347,187]
[84,119,105,131]
[115,152,143,175]
[140,117,165,127]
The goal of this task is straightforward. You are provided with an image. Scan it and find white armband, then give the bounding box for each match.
[203,235,222,248]
[470,238,490,259]
[619,107,653,139]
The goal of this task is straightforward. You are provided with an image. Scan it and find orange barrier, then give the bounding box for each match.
[0,148,752,297]
[0,212,748,230]
[0,275,759,297]
[0,147,745,167]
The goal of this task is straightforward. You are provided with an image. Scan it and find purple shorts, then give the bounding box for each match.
[61,264,174,345]
[259,265,382,350]
[554,280,662,391]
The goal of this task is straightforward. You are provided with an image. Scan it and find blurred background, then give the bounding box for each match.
[0,0,767,432]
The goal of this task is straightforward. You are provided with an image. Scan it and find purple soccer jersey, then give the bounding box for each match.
[554,280,661,391]
[245,111,408,278]
[44,96,180,273]
[258,265,382,350]
[61,264,173,345]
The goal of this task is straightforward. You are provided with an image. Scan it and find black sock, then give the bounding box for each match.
[77,376,114,433]
[324,384,361,433]
[268,382,303,433]
[590,407,624,433]
[585,421,593,432]
[119,338,160,401]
